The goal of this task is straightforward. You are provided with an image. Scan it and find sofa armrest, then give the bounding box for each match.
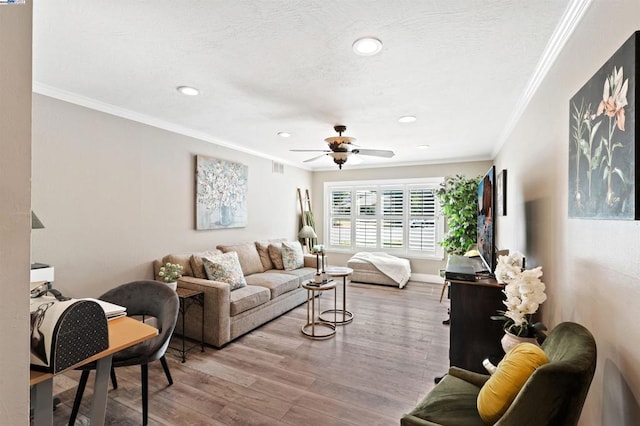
[304,254,319,269]
[448,366,490,387]
[178,276,231,347]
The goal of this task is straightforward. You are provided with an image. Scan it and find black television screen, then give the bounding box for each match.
[477,166,495,273]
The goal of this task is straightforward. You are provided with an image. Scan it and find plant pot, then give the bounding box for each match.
[165,281,177,291]
[501,330,539,353]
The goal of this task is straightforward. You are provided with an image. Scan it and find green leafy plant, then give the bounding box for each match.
[436,174,480,255]
[158,262,183,283]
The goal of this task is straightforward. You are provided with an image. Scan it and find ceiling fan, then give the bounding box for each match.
[291,125,395,169]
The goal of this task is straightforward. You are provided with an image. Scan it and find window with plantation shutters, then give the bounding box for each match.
[329,190,351,247]
[355,190,377,247]
[409,187,437,252]
[325,178,444,259]
[381,189,404,248]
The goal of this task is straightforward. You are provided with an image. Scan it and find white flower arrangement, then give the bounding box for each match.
[158,262,183,283]
[492,252,547,338]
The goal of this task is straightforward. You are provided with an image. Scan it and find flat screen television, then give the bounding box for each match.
[477,166,495,273]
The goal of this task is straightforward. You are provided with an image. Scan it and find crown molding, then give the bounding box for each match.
[32,82,307,170]
[494,0,593,156]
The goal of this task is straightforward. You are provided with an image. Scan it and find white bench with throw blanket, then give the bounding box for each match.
[347,252,411,288]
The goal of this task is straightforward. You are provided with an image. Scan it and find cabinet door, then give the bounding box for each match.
[449,281,505,373]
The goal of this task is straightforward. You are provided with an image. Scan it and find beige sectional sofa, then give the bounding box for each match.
[153,239,317,347]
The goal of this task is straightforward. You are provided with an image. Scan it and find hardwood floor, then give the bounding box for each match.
[52,281,450,425]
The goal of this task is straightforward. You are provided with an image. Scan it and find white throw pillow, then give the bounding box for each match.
[202,252,247,290]
[281,241,304,271]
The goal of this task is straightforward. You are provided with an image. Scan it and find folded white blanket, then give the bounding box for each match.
[351,252,411,288]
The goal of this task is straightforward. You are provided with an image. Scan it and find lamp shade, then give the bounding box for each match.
[31,211,45,229]
[298,225,317,239]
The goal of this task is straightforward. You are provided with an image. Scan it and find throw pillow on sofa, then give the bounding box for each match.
[268,242,285,270]
[217,242,264,276]
[281,241,304,270]
[202,252,247,290]
[255,238,286,271]
[189,250,221,279]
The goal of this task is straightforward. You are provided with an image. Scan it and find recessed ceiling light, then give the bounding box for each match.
[177,86,199,96]
[399,115,417,123]
[417,145,430,149]
[277,132,291,138]
[352,37,383,56]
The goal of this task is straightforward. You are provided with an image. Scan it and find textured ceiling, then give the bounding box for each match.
[33,1,576,170]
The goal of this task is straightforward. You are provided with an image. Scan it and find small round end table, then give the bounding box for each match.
[319,266,354,325]
[302,280,337,340]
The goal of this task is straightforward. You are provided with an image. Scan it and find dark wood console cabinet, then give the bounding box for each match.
[448,278,505,374]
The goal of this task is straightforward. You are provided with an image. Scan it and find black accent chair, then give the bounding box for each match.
[69,280,179,425]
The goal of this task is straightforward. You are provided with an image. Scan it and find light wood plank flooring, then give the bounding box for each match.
[52,280,450,425]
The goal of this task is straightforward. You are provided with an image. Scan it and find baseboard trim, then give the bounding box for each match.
[410,273,444,284]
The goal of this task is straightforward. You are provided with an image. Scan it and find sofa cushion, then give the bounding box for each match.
[268,242,285,270]
[281,241,304,270]
[161,253,195,277]
[269,267,316,282]
[189,250,222,279]
[217,242,264,276]
[477,343,549,425]
[229,285,271,316]
[245,272,299,298]
[202,252,247,291]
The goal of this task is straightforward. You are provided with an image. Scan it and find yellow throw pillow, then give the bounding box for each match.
[477,343,549,425]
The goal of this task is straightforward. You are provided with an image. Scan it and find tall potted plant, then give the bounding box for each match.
[436,174,480,255]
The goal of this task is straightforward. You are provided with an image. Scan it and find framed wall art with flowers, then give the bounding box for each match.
[569,31,639,220]
[196,155,248,229]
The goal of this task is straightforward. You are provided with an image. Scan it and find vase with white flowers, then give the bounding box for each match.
[491,252,547,352]
[158,262,183,291]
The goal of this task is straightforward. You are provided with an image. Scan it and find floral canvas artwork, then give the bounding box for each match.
[196,155,248,229]
[569,32,639,219]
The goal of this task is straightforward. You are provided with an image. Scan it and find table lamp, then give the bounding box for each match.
[297,225,317,253]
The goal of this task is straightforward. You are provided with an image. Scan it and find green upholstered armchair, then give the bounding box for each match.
[401,322,597,426]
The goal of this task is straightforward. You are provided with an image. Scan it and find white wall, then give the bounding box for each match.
[31,95,312,298]
[312,161,492,276]
[0,1,32,423]
[494,2,640,424]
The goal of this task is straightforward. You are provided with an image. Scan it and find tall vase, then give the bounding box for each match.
[501,330,539,353]
[219,205,232,226]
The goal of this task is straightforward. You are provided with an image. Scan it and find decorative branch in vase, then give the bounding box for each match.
[491,252,547,352]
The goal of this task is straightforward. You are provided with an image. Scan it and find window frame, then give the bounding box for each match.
[324,177,444,260]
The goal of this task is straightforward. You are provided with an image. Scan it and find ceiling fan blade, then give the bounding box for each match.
[352,149,395,158]
[291,149,331,152]
[304,154,329,162]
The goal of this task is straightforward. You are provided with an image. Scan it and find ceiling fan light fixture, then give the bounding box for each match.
[277,131,291,138]
[352,37,383,56]
[330,152,349,169]
[398,115,417,123]
[177,86,199,96]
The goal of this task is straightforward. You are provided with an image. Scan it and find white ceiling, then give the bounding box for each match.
[33,1,584,170]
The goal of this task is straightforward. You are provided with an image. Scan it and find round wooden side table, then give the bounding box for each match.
[302,280,337,340]
[319,266,354,325]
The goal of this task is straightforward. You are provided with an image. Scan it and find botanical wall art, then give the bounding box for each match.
[569,31,639,220]
[196,155,248,229]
